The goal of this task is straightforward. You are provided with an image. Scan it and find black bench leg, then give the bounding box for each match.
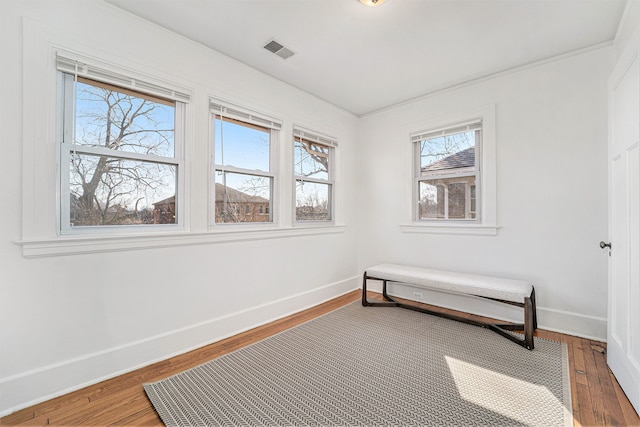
[362,272,371,306]
[382,279,394,301]
[524,294,535,350]
[362,273,398,308]
[531,288,538,330]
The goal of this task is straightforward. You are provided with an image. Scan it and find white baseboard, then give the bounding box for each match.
[367,281,607,342]
[535,307,607,342]
[0,276,359,417]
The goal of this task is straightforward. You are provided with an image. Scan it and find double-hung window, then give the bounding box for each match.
[57,55,187,233]
[413,120,481,221]
[211,101,280,224]
[293,127,336,222]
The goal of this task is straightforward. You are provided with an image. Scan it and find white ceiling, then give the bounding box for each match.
[105,0,626,116]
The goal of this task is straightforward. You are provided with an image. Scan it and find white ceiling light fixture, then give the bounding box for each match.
[359,0,386,6]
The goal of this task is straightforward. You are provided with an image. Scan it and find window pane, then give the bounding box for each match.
[70,153,177,226]
[296,180,330,221]
[419,182,444,219]
[294,139,329,180]
[215,171,272,223]
[447,183,467,219]
[74,78,175,157]
[214,117,270,171]
[419,130,475,174]
[419,177,476,220]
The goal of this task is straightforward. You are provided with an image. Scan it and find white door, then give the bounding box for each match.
[607,28,640,415]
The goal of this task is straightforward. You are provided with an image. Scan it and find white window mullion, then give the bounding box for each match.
[214,166,275,179]
[174,102,186,226]
[62,145,178,165]
[465,183,471,219]
[270,128,279,224]
[59,73,75,233]
[61,73,75,146]
[474,129,482,222]
[444,185,450,219]
[59,144,72,233]
[421,170,477,181]
[294,176,334,186]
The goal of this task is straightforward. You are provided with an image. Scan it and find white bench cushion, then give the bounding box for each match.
[365,264,532,304]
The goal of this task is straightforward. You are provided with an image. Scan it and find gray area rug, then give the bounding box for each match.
[144,302,572,426]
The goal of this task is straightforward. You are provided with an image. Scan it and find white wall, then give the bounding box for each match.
[0,0,618,417]
[0,0,359,415]
[357,47,613,341]
[616,0,640,60]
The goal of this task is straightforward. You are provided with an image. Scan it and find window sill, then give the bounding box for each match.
[400,223,499,236]
[293,220,335,227]
[16,225,346,258]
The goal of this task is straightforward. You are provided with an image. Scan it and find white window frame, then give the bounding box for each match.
[18,26,344,258]
[293,127,337,224]
[401,104,498,236]
[210,99,281,228]
[413,120,481,223]
[56,53,187,236]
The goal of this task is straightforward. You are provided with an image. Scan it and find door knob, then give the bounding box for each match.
[600,241,612,256]
[600,241,612,249]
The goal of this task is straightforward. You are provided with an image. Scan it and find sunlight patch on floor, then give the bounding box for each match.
[445,356,568,425]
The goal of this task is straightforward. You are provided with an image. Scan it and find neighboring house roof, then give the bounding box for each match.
[153,184,270,207]
[423,147,475,172]
[215,183,269,204]
[153,195,175,207]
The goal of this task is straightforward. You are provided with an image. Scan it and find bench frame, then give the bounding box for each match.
[362,271,538,350]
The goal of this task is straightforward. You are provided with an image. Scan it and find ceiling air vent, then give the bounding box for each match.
[263,39,295,60]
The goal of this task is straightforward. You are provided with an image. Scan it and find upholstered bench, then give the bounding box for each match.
[362,264,537,350]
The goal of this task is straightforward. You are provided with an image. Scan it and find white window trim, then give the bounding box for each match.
[209,99,282,229]
[400,103,499,236]
[55,53,191,103]
[414,125,481,223]
[18,20,346,258]
[293,126,337,225]
[56,72,188,235]
[56,67,187,235]
[15,226,346,258]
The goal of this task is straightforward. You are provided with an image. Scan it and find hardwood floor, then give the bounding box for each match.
[2,290,639,426]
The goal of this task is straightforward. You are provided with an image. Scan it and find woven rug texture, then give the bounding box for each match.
[144,302,572,426]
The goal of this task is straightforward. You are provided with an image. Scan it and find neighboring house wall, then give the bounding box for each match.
[213,183,271,223]
[418,175,476,220]
[419,147,477,219]
[153,196,176,224]
[153,186,272,225]
[214,201,270,223]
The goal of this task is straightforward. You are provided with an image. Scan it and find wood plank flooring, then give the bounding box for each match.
[1,290,639,426]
